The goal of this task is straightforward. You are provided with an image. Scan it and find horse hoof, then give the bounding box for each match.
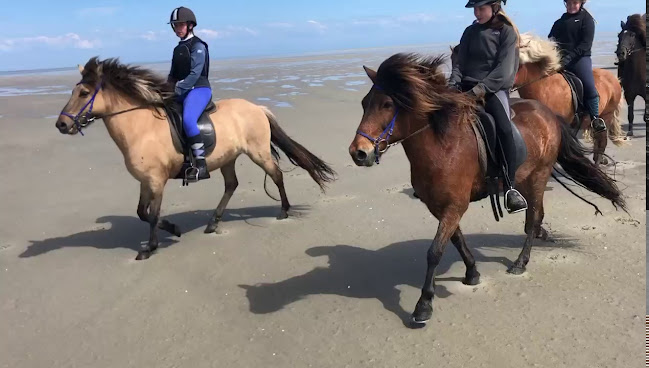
[626,131,634,137]
[136,251,153,260]
[463,274,481,286]
[507,265,526,275]
[204,223,218,234]
[276,211,289,220]
[536,227,550,241]
[412,301,433,324]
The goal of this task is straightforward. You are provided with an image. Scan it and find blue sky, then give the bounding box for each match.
[0,0,643,71]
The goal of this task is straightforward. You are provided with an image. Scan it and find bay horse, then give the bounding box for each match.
[616,13,647,136]
[349,53,626,325]
[511,33,628,165]
[55,57,336,260]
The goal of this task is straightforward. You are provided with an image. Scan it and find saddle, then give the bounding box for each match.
[470,103,528,221]
[164,99,218,184]
[559,70,587,130]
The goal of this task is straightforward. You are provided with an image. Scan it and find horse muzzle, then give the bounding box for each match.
[349,146,376,167]
[55,119,78,135]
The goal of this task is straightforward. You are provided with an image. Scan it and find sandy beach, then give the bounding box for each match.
[0,38,645,367]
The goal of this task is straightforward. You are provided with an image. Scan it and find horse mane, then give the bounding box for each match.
[623,14,646,46]
[374,53,476,137]
[518,32,562,74]
[81,57,173,109]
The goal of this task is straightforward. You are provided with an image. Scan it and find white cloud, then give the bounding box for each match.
[0,33,100,52]
[307,20,328,30]
[195,29,222,39]
[77,7,119,17]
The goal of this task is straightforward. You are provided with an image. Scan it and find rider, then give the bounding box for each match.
[449,0,528,214]
[548,0,607,134]
[167,6,212,181]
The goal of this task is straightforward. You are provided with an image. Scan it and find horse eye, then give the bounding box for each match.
[79,90,90,98]
[382,101,393,109]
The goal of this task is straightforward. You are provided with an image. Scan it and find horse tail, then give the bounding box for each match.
[607,97,628,146]
[555,116,627,213]
[259,106,336,191]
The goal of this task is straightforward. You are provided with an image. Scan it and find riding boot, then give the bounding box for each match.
[186,135,211,182]
[586,97,607,134]
[499,131,528,214]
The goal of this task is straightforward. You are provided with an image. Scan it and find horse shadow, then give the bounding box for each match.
[20,205,310,258]
[239,233,578,328]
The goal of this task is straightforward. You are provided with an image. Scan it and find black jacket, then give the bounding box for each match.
[548,9,595,66]
[449,20,519,96]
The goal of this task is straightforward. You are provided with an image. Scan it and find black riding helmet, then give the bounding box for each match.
[465,0,506,8]
[168,6,197,27]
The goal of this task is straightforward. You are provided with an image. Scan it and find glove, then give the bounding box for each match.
[448,83,462,92]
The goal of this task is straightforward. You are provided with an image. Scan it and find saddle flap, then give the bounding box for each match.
[560,71,584,111]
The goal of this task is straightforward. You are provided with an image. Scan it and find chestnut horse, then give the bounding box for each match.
[55,57,336,260]
[349,53,626,325]
[513,33,628,165]
[616,14,647,136]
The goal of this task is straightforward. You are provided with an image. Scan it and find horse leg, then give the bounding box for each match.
[136,178,166,261]
[205,161,239,234]
[250,151,291,220]
[595,111,616,166]
[138,182,180,237]
[412,213,461,324]
[450,226,480,286]
[508,179,545,274]
[626,98,634,137]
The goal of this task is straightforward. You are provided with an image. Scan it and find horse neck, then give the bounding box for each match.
[623,50,646,80]
[400,112,470,173]
[101,96,152,156]
[516,63,551,98]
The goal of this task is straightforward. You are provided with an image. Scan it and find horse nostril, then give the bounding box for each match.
[56,121,67,131]
[354,150,368,162]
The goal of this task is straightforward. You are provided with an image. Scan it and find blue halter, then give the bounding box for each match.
[59,82,102,136]
[355,85,399,164]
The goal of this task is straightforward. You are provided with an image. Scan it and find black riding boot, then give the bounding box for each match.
[586,97,607,134]
[499,133,528,214]
[186,135,210,182]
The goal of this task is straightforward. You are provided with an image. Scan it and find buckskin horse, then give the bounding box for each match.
[55,57,336,260]
[349,53,626,325]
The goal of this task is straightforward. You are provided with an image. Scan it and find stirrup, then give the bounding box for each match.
[504,189,528,214]
[184,166,199,184]
[590,117,607,133]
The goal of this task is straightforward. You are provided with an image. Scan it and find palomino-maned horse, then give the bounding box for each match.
[349,53,626,325]
[616,13,647,136]
[512,33,628,165]
[55,57,336,260]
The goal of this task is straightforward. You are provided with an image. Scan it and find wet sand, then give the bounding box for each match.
[0,41,645,368]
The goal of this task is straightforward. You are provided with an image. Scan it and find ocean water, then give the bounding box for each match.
[0,34,620,103]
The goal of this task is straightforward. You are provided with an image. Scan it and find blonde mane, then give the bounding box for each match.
[518,33,562,74]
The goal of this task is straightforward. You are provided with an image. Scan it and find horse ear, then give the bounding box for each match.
[96,62,103,77]
[363,65,377,84]
[620,20,625,29]
[78,64,84,74]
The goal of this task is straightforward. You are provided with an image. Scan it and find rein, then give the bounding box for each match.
[58,81,148,136]
[510,70,558,93]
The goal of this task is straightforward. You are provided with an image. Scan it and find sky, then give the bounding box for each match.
[0,0,644,71]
